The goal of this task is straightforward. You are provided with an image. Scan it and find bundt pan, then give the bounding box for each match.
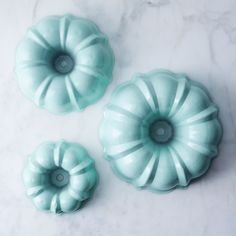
[100,69,222,192]
[23,141,98,214]
[15,14,114,114]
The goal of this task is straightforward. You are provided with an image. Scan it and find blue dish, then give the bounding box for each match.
[15,14,114,114]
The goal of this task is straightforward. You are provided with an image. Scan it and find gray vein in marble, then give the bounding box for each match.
[32,0,41,21]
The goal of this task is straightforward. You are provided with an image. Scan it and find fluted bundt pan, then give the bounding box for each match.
[100,69,222,192]
[23,141,98,214]
[15,14,114,114]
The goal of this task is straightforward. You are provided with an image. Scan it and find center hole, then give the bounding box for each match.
[56,174,64,182]
[53,53,74,74]
[149,120,174,144]
[50,168,69,188]
[157,128,165,135]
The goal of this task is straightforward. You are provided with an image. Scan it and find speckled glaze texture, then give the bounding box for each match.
[100,69,222,192]
[23,141,98,214]
[15,14,114,114]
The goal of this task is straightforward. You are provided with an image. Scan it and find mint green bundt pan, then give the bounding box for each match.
[15,14,114,114]
[23,141,98,214]
[100,70,222,192]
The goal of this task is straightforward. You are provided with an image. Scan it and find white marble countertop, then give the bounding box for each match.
[0,0,236,235]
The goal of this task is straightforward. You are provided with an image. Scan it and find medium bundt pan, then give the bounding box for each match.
[15,14,114,114]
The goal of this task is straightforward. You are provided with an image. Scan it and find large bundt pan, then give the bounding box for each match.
[100,69,222,192]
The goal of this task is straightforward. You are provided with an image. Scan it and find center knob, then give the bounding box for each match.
[149,120,174,144]
[54,54,74,74]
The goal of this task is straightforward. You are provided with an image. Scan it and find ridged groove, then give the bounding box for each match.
[28,28,54,51]
[50,193,61,214]
[109,141,145,160]
[188,142,217,156]
[68,188,90,201]
[54,142,65,167]
[16,60,47,70]
[140,77,159,113]
[74,34,106,54]
[105,140,143,159]
[60,16,70,50]
[29,156,48,174]
[27,185,45,197]
[134,150,160,187]
[69,159,94,175]
[176,138,217,157]
[134,77,158,113]
[168,146,190,186]
[106,104,143,122]
[74,64,109,84]
[34,74,55,106]
[176,105,218,126]
[65,75,80,110]
[168,77,190,118]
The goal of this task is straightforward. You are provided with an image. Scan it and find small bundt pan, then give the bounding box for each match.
[23,141,98,214]
[100,69,222,192]
[15,14,114,114]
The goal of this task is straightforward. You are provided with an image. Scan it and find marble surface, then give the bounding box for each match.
[0,0,235,235]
